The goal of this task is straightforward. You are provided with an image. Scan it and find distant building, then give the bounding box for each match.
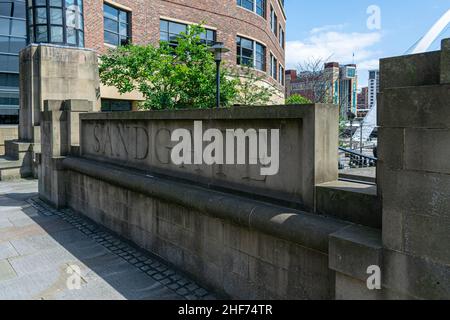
[0,0,287,123]
[339,64,358,118]
[285,62,358,118]
[285,70,297,98]
[324,62,340,105]
[357,87,369,118]
[368,70,380,109]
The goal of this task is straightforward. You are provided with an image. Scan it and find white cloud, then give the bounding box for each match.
[286,25,382,87]
[310,24,346,34]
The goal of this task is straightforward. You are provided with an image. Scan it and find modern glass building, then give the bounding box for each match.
[0,0,26,124]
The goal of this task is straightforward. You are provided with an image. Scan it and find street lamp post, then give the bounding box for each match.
[347,111,356,150]
[208,42,230,109]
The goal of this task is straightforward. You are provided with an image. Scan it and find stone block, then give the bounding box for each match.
[441,38,450,84]
[377,127,404,170]
[335,272,383,300]
[379,85,450,128]
[383,249,450,299]
[382,169,450,264]
[404,128,450,174]
[329,225,382,282]
[380,51,441,91]
[316,181,381,228]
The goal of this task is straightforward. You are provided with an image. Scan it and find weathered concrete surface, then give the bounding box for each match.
[0,126,18,155]
[79,105,339,211]
[64,166,340,299]
[316,181,381,229]
[19,44,100,142]
[0,179,214,300]
[339,167,376,184]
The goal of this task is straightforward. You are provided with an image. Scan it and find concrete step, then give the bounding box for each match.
[316,180,381,229]
[0,156,32,181]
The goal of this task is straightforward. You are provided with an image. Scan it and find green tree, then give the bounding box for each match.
[230,64,277,106]
[285,94,312,105]
[99,25,237,110]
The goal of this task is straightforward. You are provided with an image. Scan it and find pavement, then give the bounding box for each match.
[0,179,216,300]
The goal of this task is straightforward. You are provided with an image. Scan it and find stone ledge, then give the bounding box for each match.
[316,181,381,229]
[62,156,351,254]
[79,104,335,121]
[329,225,382,282]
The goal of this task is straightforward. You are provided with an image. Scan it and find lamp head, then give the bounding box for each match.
[208,42,230,62]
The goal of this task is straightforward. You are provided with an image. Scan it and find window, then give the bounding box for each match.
[28,0,84,47]
[237,0,266,18]
[270,5,277,36]
[101,99,132,112]
[0,1,25,123]
[104,3,130,46]
[270,53,277,80]
[160,19,216,47]
[236,36,266,71]
[279,25,284,48]
[279,64,284,85]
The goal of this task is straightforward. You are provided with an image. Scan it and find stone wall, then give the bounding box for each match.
[38,101,354,299]
[329,39,450,300]
[0,126,18,155]
[63,159,347,299]
[78,105,338,211]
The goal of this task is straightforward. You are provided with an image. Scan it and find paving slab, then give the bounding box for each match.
[0,259,16,282]
[0,179,217,300]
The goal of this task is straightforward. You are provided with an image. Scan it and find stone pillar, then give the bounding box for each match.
[19,44,100,142]
[11,44,100,176]
[38,99,93,208]
[377,38,450,299]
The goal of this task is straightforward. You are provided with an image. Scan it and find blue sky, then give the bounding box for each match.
[285,0,450,87]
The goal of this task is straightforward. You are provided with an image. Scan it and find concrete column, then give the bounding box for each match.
[18,44,100,143]
[38,99,93,208]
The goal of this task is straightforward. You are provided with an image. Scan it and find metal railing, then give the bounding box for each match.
[339,147,377,169]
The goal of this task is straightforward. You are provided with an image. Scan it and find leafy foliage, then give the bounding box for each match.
[99,25,237,110]
[285,94,312,105]
[229,65,277,106]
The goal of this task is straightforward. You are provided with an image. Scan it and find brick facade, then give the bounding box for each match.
[83,0,286,92]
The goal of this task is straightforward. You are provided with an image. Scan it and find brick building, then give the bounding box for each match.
[20,0,286,113]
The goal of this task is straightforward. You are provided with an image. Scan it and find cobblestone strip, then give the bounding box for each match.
[27,197,217,300]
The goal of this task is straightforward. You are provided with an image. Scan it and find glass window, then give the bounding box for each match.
[279,64,284,85]
[28,0,84,46]
[237,36,266,71]
[103,3,130,46]
[237,0,266,18]
[279,25,284,48]
[270,5,277,36]
[160,19,216,48]
[270,53,277,80]
[101,99,132,112]
[255,0,266,18]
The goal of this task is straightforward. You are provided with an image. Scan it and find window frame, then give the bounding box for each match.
[103,2,131,47]
[270,53,277,80]
[237,0,267,19]
[270,5,277,37]
[159,19,217,48]
[279,24,284,49]
[27,0,85,47]
[236,35,266,72]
